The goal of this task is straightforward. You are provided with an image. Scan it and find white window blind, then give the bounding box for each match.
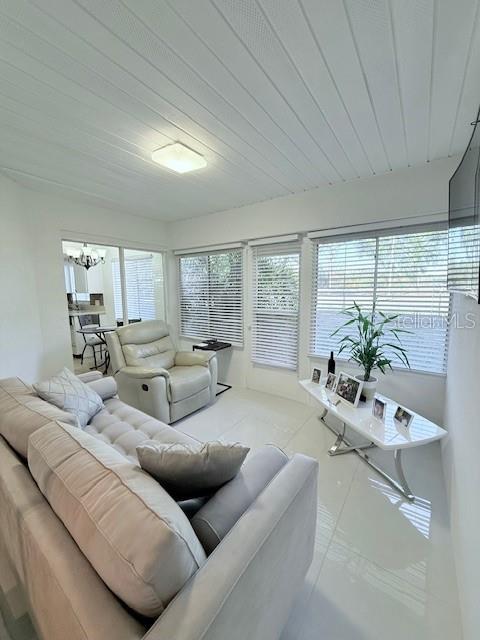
[310,228,450,374]
[178,249,243,345]
[310,237,377,358]
[448,223,480,298]
[251,241,301,370]
[112,255,156,321]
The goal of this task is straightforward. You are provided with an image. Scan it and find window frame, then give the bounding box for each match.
[309,223,451,376]
[178,248,244,347]
[112,252,158,322]
[251,240,302,371]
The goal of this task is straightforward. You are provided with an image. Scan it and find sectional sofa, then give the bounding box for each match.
[0,372,318,640]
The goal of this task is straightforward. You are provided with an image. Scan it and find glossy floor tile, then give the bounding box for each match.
[178,387,463,640]
[298,542,462,640]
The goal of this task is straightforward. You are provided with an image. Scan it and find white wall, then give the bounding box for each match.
[443,293,480,640]
[169,158,458,424]
[169,157,458,249]
[0,173,169,382]
[0,176,44,380]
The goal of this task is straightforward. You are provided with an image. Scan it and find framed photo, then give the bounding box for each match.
[325,372,337,392]
[311,368,322,384]
[394,406,413,428]
[372,397,386,421]
[335,372,363,408]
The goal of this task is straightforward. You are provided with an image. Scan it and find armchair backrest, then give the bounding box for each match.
[107,320,176,374]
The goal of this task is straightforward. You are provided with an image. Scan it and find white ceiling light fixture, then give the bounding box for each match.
[151,143,207,174]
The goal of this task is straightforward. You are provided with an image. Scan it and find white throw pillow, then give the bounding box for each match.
[136,441,250,500]
[33,368,103,428]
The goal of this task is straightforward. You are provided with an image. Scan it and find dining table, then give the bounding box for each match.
[77,325,117,374]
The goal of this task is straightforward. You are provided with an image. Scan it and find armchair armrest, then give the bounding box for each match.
[175,351,216,367]
[120,366,171,380]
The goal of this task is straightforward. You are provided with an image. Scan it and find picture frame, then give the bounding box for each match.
[325,372,337,392]
[372,397,386,421]
[335,372,363,408]
[311,368,322,384]
[394,406,414,428]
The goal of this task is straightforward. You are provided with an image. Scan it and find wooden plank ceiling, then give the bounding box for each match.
[0,0,479,220]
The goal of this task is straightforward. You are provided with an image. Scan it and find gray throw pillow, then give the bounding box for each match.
[33,368,103,429]
[136,441,250,500]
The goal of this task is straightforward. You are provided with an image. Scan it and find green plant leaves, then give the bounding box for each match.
[330,302,411,378]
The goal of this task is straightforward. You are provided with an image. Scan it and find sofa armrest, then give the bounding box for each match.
[86,376,118,401]
[121,366,171,380]
[174,351,216,367]
[76,371,103,384]
[145,454,318,640]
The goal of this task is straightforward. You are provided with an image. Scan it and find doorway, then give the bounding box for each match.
[62,241,165,374]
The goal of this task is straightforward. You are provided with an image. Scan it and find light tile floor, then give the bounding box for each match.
[177,387,463,640]
[0,386,462,640]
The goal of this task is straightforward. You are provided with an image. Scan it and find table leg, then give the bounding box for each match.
[319,413,415,502]
[328,422,346,455]
[394,449,414,501]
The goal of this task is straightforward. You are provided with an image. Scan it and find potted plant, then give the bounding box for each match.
[331,303,410,400]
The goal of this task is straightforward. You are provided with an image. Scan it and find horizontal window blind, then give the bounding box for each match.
[178,249,243,346]
[252,241,301,370]
[310,237,376,358]
[311,228,450,374]
[112,255,156,321]
[448,223,480,297]
[376,230,450,373]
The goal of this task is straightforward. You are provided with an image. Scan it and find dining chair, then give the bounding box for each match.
[78,314,103,368]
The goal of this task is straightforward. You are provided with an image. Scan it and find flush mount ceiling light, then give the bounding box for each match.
[151,142,207,174]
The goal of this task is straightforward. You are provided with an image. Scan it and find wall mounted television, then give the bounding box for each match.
[448,107,480,302]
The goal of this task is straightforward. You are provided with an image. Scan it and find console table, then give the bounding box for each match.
[192,341,232,396]
[299,379,447,501]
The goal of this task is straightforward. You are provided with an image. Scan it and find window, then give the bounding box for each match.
[178,249,243,345]
[310,228,450,374]
[251,241,301,370]
[112,251,164,322]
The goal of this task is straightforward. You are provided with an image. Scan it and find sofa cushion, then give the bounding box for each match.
[168,365,211,402]
[85,397,196,463]
[191,445,289,554]
[28,421,206,618]
[33,368,103,428]
[0,377,77,458]
[136,441,250,500]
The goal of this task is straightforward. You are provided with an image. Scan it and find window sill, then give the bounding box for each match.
[307,354,447,378]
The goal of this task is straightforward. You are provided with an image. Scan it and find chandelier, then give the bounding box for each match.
[66,243,106,270]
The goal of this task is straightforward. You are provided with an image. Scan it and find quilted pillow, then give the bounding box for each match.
[33,368,103,428]
[136,441,250,500]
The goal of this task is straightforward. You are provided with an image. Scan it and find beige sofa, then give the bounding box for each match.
[0,373,318,640]
[106,320,218,424]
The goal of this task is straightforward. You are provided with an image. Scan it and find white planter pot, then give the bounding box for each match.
[355,375,378,401]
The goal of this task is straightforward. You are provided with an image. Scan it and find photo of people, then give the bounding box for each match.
[394,406,413,428]
[335,372,362,407]
[311,368,321,384]
[372,397,386,421]
[325,372,337,392]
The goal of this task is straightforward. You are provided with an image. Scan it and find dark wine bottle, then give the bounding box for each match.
[327,351,336,374]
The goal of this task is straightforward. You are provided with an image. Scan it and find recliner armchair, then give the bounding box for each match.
[106,320,218,424]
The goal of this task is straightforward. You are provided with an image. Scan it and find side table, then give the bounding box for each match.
[192,341,232,396]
